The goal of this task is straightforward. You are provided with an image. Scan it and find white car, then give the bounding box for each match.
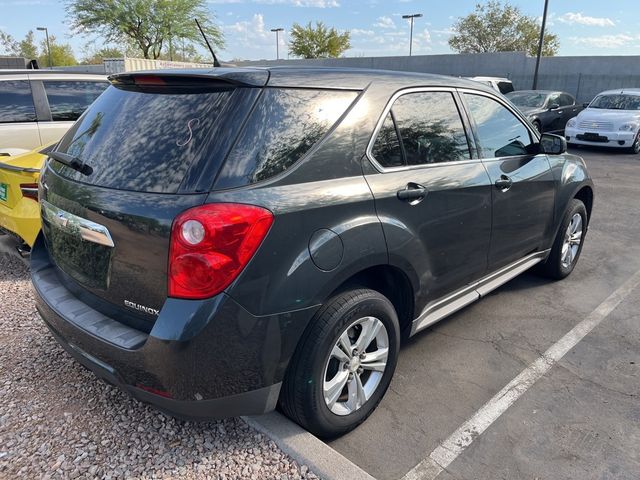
[465,76,514,95]
[0,70,108,155]
[565,89,640,154]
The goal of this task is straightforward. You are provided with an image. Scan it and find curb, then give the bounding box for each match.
[243,412,376,480]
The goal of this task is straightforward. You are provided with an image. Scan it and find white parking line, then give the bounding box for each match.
[402,269,640,480]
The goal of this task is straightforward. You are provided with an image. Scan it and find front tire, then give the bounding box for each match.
[536,199,588,280]
[628,131,640,154]
[280,288,400,438]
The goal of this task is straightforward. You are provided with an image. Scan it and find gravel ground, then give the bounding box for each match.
[0,249,318,480]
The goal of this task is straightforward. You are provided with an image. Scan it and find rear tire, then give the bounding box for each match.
[533,120,542,134]
[536,199,588,280]
[280,288,400,438]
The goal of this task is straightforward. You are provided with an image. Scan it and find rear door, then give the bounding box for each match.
[364,88,493,306]
[461,91,555,270]
[36,78,108,144]
[39,76,262,329]
[559,93,579,129]
[0,78,40,150]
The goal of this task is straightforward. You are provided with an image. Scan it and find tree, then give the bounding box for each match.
[39,35,78,66]
[289,22,350,59]
[0,30,38,59]
[448,1,559,57]
[66,0,224,60]
[81,47,125,64]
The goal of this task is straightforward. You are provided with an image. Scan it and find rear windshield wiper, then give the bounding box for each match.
[48,151,93,176]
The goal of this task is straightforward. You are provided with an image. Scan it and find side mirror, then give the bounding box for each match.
[582,102,589,108]
[548,103,560,110]
[540,133,567,155]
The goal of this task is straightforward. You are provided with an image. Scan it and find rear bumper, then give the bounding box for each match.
[31,235,317,420]
[0,197,40,246]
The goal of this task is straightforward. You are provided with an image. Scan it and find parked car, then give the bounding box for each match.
[565,89,640,153]
[465,76,514,95]
[31,67,594,438]
[0,143,52,250]
[506,90,583,134]
[0,70,108,153]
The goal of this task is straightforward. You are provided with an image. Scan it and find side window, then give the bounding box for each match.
[372,91,471,167]
[0,80,36,123]
[547,93,561,107]
[43,81,108,121]
[371,112,403,168]
[559,94,574,107]
[215,88,357,189]
[464,94,535,158]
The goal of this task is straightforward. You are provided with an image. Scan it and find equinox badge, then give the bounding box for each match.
[124,300,160,316]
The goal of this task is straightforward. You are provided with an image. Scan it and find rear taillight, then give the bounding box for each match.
[168,203,274,299]
[20,183,38,201]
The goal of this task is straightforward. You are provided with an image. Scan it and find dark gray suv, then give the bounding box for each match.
[31,67,594,438]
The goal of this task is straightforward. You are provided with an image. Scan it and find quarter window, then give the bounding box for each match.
[371,91,471,167]
[464,94,535,158]
[0,80,36,123]
[43,81,108,121]
[371,113,403,168]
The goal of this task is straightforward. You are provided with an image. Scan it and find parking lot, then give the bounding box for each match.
[328,147,640,479]
[0,147,638,480]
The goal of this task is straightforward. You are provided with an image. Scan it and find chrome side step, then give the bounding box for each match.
[410,250,549,336]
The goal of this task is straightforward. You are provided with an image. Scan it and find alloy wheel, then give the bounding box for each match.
[322,316,389,416]
[561,213,583,268]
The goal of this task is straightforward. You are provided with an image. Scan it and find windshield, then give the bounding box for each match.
[506,92,547,108]
[589,94,640,111]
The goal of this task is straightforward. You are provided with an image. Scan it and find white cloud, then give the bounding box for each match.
[210,0,340,6]
[558,12,615,27]
[373,16,396,29]
[351,28,375,36]
[224,13,270,41]
[570,34,639,48]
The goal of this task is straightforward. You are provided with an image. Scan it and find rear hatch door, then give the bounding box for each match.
[39,71,266,328]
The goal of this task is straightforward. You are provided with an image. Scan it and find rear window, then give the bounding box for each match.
[53,84,235,193]
[0,80,36,123]
[213,88,358,189]
[43,80,108,121]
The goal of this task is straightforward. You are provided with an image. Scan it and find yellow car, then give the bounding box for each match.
[0,143,53,249]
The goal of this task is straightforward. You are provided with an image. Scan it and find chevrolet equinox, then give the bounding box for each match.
[31,67,594,438]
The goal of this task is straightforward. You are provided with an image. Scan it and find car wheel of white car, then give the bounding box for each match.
[630,132,640,154]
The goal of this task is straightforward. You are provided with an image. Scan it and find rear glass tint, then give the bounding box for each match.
[0,80,36,123]
[53,84,234,193]
[43,80,108,121]
[214,88,357,189]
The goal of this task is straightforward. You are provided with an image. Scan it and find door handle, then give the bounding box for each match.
[494,175,513,191]
[397,183,428,204]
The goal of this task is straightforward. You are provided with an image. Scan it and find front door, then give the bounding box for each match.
[462,92,556,270]
[364,89,493,311]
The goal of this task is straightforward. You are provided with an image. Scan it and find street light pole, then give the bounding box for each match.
[270,28,284,60]
[532,0,549,90]
[402,13,423,56]
[36,27,52,67]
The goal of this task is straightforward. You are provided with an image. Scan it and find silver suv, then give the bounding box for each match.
[0,70,108,154]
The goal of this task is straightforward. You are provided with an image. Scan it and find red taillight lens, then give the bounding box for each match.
[20,183,38,201]
[168,203,274,299]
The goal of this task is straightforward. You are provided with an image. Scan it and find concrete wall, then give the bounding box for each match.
[236,52,640,103]
[0,56,29,69]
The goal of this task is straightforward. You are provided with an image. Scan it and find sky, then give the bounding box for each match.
[0,0,639,61]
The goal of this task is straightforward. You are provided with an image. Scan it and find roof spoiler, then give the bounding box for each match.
[108,69,270,88]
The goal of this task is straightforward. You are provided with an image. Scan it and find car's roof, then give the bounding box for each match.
[596,88,640,96]
[466,76,512,83]
[111,66,497,92]
[0,68,107,81]
[508,90,566,95]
